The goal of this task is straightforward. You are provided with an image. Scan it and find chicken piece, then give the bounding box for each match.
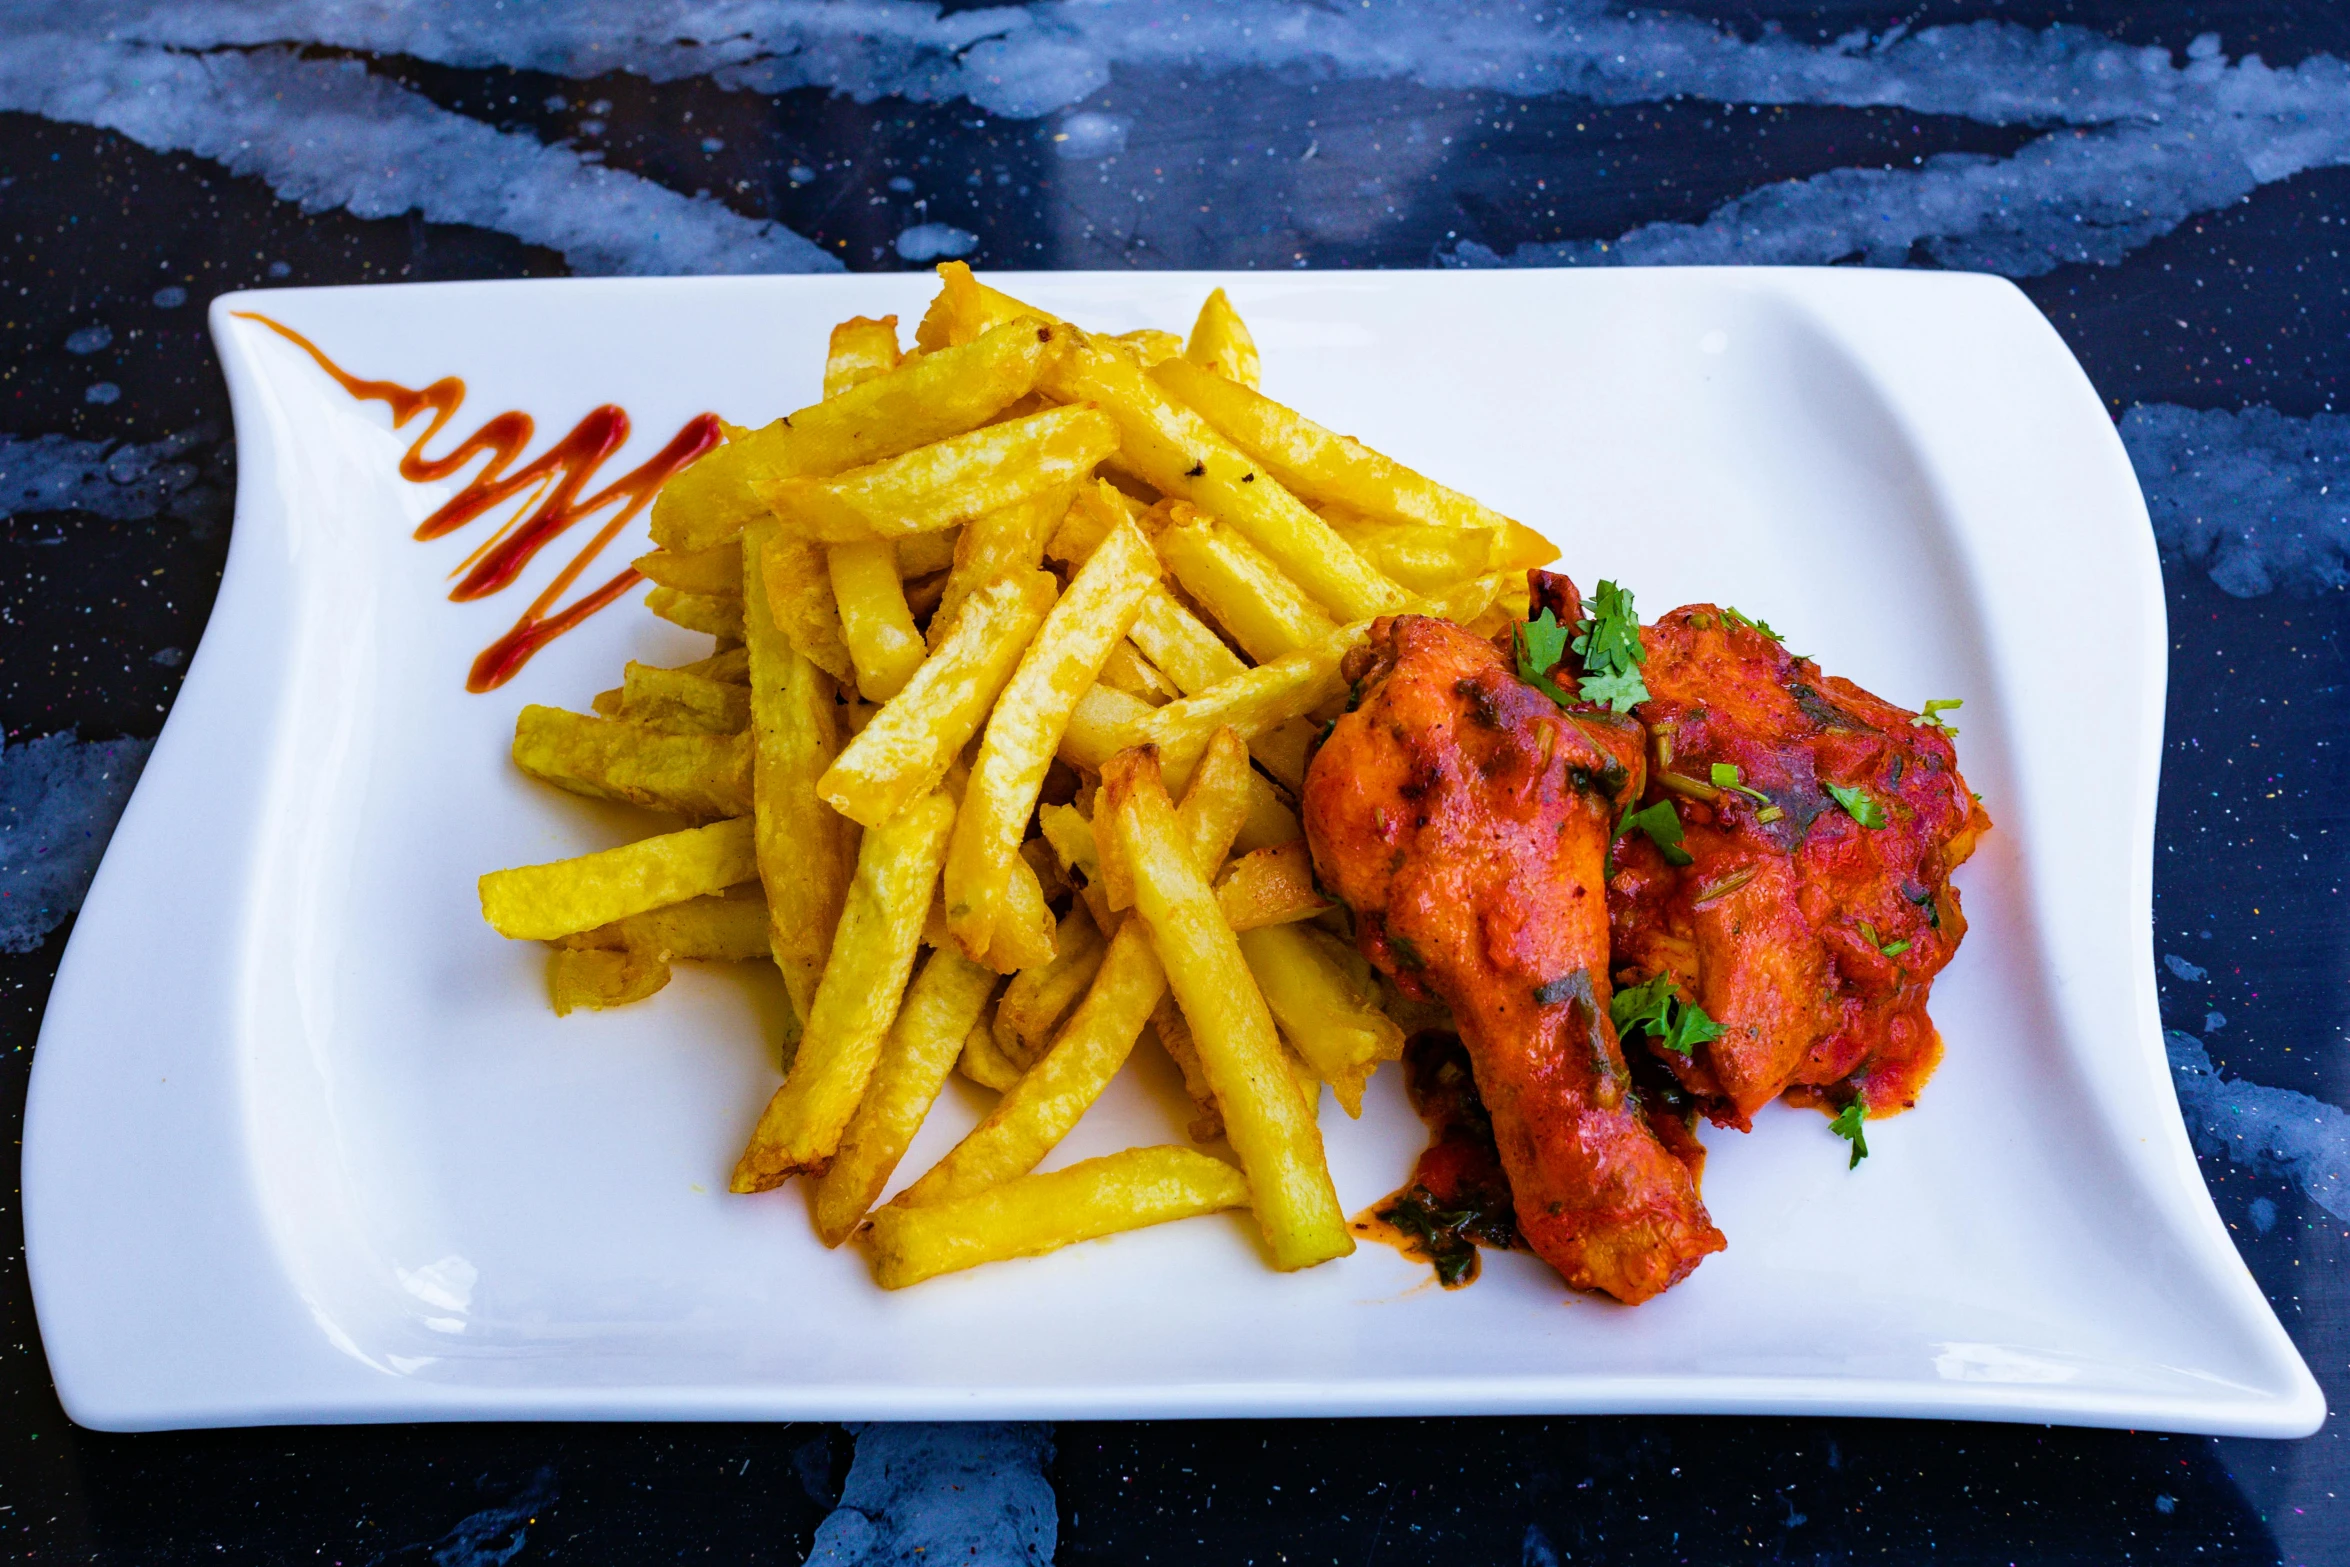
[1604,603,1991,1127]
[1304,615,1726,1304]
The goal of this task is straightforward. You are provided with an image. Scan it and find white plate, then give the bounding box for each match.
[23,270,2322,1435]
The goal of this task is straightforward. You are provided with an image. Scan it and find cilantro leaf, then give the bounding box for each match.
[1829,1099,1869,1169]
[1615,798,1692,866]
[1722,605,1783,641]
[1826,782,1887,829]
[1513,610,1575,707]
[1569,579,1649,712]
[1911,697,1963,735]
[1611,971,1724,1058]
[1710,761,1771,803]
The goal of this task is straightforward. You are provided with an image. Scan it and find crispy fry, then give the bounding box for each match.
[731,791,956,1190]
[646,585,745,640]
[824,315,902,399]
[1214,840,1331,931]
[812,945,997,1246]
[865,1145,1248,1288]
[548,946,670,1015]
[992,903,1108,1068]
[1050,337,1405,620]
[895,528,960,580]
[820,570,1056,828]
[480,817,758,941]
[1152,355,1531,540]
[958,1011,1027,1091]
[614,661,751,734]
[1151,993,1224,1143]
[827,539,927,701]
[945,521,1159,961]
[1038,801,1101,883]
[1237,922,1403,1117]
[633,539,742,596]
[1183,287,1262,388]
[675,645,751,684]
[652,315,1066,551]
[759,405,1119,545]
[758,528,856,686]
[512,706,751,820]
[897,734,1253,1207]
[986,854,1059,975]
[743,516,851,1021]
[930,486,1071,647]
[1247,718,1317,794]
[1045,479,1140,566]
[565,886,772,961]
[1156,513,1337,663]
[1103,624,1366,788]
[1128,586,1248,695]
[1318,512,1505,593]
[1103,752,1351,1269]
[1113,328,1184,366]
[1095,640,1181,706]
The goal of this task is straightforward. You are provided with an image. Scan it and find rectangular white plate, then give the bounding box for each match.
[24,269,2322,1435]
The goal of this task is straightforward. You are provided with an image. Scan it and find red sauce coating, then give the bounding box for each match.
[236,312,720,691]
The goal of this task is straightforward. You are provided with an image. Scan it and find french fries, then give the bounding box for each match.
[1102,749,1352,1269]
[481,272,1551,1292]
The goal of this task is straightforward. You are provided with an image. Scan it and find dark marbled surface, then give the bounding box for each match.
[4,2,2350,1562]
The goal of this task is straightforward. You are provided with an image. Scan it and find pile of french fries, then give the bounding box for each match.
[478,265,1555,1287]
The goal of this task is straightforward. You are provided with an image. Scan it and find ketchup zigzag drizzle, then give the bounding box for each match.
[237,312,722,692]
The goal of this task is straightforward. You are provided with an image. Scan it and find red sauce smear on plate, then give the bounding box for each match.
[1351,1032,1523,1288]
[236,312,721,691]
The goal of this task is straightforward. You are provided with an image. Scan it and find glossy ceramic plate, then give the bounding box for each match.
[24,270,2323,1434]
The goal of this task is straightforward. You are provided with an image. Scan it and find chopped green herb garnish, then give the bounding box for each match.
[1829,1099,1869,1168]
[1514,609,1576,707]
[1880,939,1911,958]
[1911,698,1963,735]
[1611,972,1726,1058]
[1756,805,1785,824]
[1722,605,1783,641]
[1615,798,1692,866]
[1826,782,1887,829]
[1858,921,1910,958]
[1709,761,1771,803]
[1570,580,1649,712]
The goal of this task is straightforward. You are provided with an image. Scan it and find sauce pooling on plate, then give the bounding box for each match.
[236,312,719,691]
[1352,1032,1523,1288]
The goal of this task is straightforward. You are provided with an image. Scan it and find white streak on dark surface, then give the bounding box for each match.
[0,430,219,524]
[0,732,153,953]
[0,30,840,276]
[2121,404,2350,597]
[2169,1032,2350,1223]
[803,1423,1055,1566]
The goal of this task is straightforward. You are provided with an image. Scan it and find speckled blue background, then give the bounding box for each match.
[3,3,2347,1562]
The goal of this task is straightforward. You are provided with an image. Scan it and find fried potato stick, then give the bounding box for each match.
[930,486,1071,648]
[1213,840,1330,931]
[1155,514,1338,664]
[633,539,741,596]
[613,661,750,734]
[760,405,1117,545]
[896,732,1253,1208]
[565,886,772,961]
[945,520,1159,962]
[1104,751,1352,1269]
[480,818,758,941]
[732,791,956,1190]
[1183,287,1262,388]
[819,570,1057,829]
[512,706,751,820]
[1237,922,1404,1118]
[744,516,850,1023]
[652,315,1065,551]
[824,315,902,398]
[646,586,745,641]
[865,1145,1249,1289]
[811,945,998,1246]
[827,539,927,701]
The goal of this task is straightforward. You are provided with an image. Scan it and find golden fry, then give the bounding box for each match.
[615,661,750,734]
[512,706,750,820]
[1095,640,1181,706]
[930,486,1071,647]
[1155,514,1338,664]
[743,516,851,1022]
[1045,479,1139,566]
[566,886,772,962]
[757,528,856,687]
[646,586,745,641]
[812,945,998,1246]
[759,405,1118,545]
[945,520,1159,961]
[1183,287,1262,389]
[895,528,960,580]
[1104,623,1366,788]
[480,817,758,942]
[992,903,1108,1068]
[633,539,742,596]
[866,1146,1249,1289]
[1214,840,1331,931]
[651,315,1066,551]
[1151,994,1224,1143]
[1128,587,1248,695]
[1237,921,1404,1118]
[824,315,902,399]
[957,1012,1028,1091]
[548,946,670,1015]
[827,539,927,701]
[819,570,1057,829]
[1103,752,1351,1270]
[984,854,1059,976]
[731,791,956,1190]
